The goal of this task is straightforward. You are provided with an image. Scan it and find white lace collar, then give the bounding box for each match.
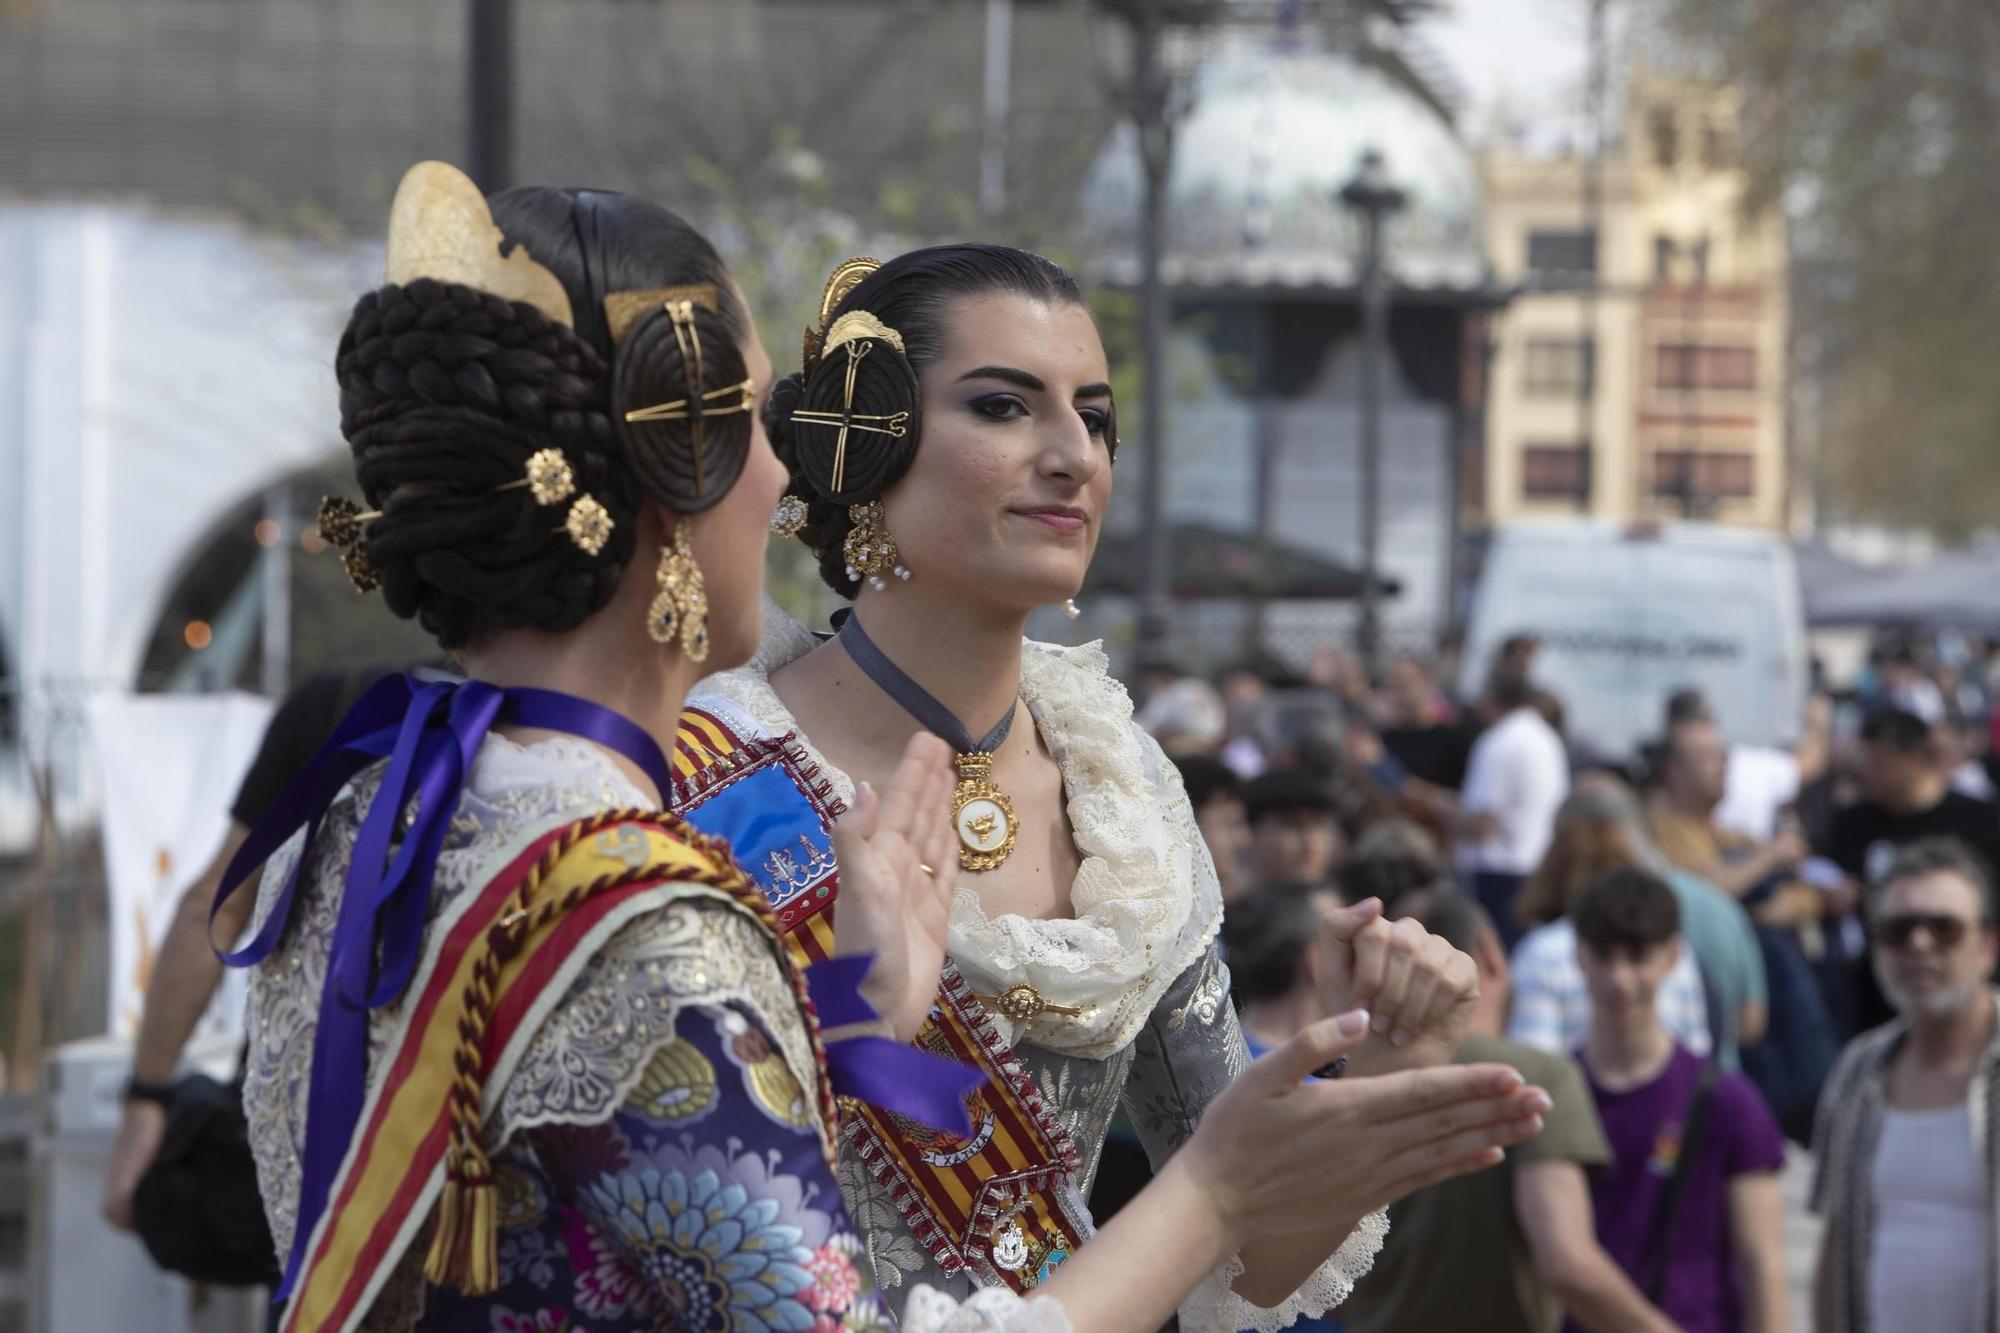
[692,599,1223,1059]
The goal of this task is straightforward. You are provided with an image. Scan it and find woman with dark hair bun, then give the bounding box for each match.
[225,173,1546,1333]
[680,248,1541,1329]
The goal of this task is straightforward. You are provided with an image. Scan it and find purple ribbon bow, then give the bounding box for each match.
[805,955,988,1138]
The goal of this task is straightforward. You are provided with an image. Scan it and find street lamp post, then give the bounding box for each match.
[467,0,515,192]
[1339,149,1405,679]
[1133,0,1174,667]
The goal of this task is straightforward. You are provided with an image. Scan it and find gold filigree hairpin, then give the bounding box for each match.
[495,448,577,506]
[492,447,610,555]
[317,496,383,593]
[563,496,614,556]
[621,299,757,493]
[803,257,883,372]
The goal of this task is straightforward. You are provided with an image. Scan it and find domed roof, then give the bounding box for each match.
[1080,35,1488,291]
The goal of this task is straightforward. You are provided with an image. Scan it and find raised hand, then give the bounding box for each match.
[1179,1011,1549,1248]
[1316,898,1478,1072]
[826,732,959,1041]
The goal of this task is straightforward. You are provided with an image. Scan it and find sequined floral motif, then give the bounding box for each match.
[580,1157,819,1333]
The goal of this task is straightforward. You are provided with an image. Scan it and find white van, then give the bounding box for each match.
[1459,521,1808,760]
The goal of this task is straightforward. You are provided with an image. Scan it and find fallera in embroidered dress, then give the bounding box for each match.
[686,599,1389,1333]
[241,728,1073,1332]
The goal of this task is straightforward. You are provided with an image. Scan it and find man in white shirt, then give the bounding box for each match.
[1811,838,2000,1333]
[1455,674,1570,947]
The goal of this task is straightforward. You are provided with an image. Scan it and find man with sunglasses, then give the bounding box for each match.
[1810,837,2000,1333]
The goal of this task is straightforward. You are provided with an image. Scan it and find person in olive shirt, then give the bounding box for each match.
[1342,893,1678,1333]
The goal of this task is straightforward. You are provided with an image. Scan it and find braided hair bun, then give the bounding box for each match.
[338,277,631,649]
[332,184,751,650]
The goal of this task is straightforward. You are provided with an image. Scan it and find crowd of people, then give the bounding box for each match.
[1137,633,2000,1333]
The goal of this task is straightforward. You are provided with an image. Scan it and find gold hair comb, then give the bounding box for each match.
[621,299,757,493]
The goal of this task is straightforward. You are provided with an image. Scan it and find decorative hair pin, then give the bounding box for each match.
[622,299,757,493]
[789,307,912,494]
[495,447,613,556]
[803,257,883,372]
[771,494,810,538]
[497,448,576,506]
[317,496,382,593]
[563,496,614,556]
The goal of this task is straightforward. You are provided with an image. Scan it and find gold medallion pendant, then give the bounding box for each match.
[951,752,1017,872]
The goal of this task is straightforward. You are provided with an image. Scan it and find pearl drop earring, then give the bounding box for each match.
[1061,599,1081,621]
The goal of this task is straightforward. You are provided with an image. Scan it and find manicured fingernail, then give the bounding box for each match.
[1391,1029,1411,1048]
[857,781,874,801]
[1523,1115,1545,1135]
[1371,1013,1393,1035]
[1501,1068,1526,1088]
[1336,1008,1370,1038]
[1529,1090,1553,1114]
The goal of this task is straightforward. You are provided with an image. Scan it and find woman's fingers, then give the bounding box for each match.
[832,780,880,845]
[1344,916,1391,1013]
[1380,1110,1547,1199]
[1393,937,1449,1046]
[1341,1062,1527,1124]
[1345,1082,1548,1161]
[876,733,952,840]
[1244,1009,1373,1091]
[1367,919,1423,1039]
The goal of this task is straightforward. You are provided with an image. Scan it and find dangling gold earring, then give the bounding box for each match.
[843,500,911,592]
[647,519,710,662]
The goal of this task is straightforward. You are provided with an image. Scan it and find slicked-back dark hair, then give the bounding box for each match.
[763,243,1093,597]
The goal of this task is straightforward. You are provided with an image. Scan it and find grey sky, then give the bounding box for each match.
[1424,0,1602,147]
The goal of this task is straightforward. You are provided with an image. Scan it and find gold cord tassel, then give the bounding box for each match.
[424,1150,499,1295]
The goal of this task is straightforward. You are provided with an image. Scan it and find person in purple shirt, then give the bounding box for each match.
[1569,868,1790,1333]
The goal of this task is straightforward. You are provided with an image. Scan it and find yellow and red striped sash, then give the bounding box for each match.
[280,810,832,1333]
[674,704,1090,1291]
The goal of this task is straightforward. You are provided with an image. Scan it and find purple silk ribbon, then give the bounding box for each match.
[805,956,987,1139]
[211,673,676,1301]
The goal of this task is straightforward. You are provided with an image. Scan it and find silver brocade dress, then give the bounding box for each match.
[689,606,1388,1333]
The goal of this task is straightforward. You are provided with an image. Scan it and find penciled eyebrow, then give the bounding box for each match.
[957,365,1115,402]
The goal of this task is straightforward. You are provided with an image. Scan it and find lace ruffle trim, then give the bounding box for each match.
[1176,1210,1390,1333]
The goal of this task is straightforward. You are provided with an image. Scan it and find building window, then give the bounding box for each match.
[1522,443,1593,503]
[1526,230,1597,287]
[1654,235,1677,281]
[1654,343,1757,391]
[1523,338,1595,396]
[1650,106,1680,168]
[1651,450,1755,500]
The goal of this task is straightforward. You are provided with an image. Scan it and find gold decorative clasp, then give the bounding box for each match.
[975,984,1085,1024]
